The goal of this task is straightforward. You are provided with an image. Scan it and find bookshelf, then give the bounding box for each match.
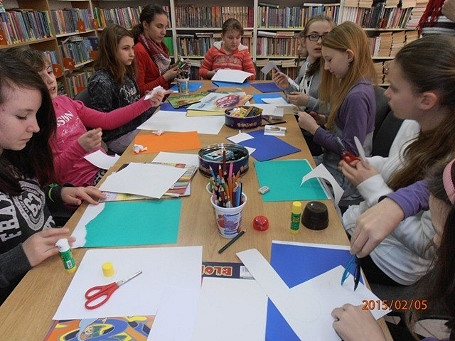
[0,0,427,91]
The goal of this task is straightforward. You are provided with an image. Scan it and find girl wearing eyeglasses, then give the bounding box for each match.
[273,15,335,114]
[272,15,335,155]
[297,21,377,207]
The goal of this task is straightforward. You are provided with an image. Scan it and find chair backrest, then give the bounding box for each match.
[372,86,403,157]
[74,88,90,106]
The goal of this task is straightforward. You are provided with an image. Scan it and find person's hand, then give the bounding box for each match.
[61,186,106,206]
[297,111,319,134]
[332,304,386,341]
[351,198,405,257]
[78,128,102,152]
[207,68,220,79]
[272,70,290,89]
[442,0,455,21]
[144,88,172,107]
[22,228,75,267]
[308,111,326,126]
[287,91,309,107]
[163,65,179,81]
[339,159,378,187]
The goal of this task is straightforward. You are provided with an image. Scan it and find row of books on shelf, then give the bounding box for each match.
[174,6,254,28]
[256,37,299,57]
[406,0,429,28]
[58,36,98,67]
[93,6,149,30]
[340,3,413,28]
[51,8,95,36]
[257,4,340,28]
[176,34,253,57]
[67,69,94,98]
[369,29,419,56]
[0,9,52,45]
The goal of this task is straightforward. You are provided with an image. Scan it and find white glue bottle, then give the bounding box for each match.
[55,238,77,273]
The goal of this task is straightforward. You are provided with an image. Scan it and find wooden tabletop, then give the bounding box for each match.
[0,81,391,340]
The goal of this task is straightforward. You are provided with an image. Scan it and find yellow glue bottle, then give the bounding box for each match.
[290,201,302,233]
[56,238,77,273]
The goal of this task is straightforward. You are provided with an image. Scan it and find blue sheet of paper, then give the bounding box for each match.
[85,200,181,247]
[250,82,283,93]
[236,130,300,161]
[169,81,203,92]
[212,81,250,87]
[254,159,328,201]
[160,102,187,112]
[251,93,286,104]
[266,242,363,340]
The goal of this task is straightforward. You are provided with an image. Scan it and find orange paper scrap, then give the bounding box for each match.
[133,131,201,154]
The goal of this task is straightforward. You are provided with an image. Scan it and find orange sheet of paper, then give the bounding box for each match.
[133,131,201,153]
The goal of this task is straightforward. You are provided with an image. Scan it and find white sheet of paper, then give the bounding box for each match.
[249,103,284,118]
[227,132,254,143]
[138,110,225,135]
[261,61,280,75]
[246,146,256,155]
[288,266,390,340]
[301,163,344,205]
[83,150,120,170]
[149,286,200,341]
[354,136,366,161]
[261,97,289,106]
[53,246,202,320]
[152,152,199,167]
[71,203,105,248]
[99,163,186,198]
[236,249,388,341]
[192,278,267,341]
[211,69,253,83]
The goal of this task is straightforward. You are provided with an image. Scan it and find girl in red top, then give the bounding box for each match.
[199,18,256,81]
[132,5,179,94]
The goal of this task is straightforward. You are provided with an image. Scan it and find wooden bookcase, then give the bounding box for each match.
[0,0,426,94]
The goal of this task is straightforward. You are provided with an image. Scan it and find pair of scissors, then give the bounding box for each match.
[84,270,142,310]
[336,137,361,166]
[341,255,360,291]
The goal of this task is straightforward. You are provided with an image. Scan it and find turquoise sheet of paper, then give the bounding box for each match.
[254,159,329,202]
[85,200,181,247]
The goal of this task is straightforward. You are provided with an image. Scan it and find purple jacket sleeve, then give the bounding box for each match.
[384,180,429,218]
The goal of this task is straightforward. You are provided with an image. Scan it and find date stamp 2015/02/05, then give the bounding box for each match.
[362,299,428,311]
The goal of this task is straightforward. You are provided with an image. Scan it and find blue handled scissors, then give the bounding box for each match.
[85,270,142,310]
[341,255,360,291]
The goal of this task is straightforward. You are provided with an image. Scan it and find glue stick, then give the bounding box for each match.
[290,201,302,233]
[56,238,77,273]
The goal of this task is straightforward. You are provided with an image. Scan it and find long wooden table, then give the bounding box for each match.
[0,82,392,340]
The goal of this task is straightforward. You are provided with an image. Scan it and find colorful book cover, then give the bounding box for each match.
[43,315,155,341]
[187,92,252,113]
[167,91,209,109]
[202,261,253,280]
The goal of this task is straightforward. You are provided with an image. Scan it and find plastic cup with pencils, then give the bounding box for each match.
[210,192,247,239]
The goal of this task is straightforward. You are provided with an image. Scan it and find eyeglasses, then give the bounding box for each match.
[305,33,326,42]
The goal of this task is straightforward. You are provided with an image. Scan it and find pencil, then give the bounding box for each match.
[218,230,246,254]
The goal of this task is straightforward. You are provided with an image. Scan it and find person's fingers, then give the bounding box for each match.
[331,307,344,319]
[350,227,367,255]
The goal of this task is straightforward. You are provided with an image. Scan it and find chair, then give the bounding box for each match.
[74,88,90,105]
[372,86,403,157]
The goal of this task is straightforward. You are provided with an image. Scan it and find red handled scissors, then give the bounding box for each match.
[336,137,360,166]
[84,270,142,310]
